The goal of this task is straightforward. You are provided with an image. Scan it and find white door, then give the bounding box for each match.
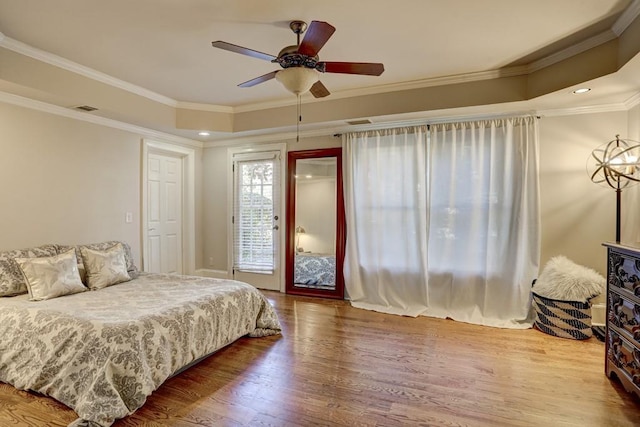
[232,151,282,291]
[147,152,183,274]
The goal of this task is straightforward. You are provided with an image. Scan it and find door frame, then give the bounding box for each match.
[286,147,345,299]
[227,143,287,291]
[142,139,196,274]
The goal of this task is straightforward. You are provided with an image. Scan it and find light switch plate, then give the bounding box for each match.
[125,212,133,223]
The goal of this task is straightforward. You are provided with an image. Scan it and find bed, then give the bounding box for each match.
[294,252,336,287]
[0,242,281,427]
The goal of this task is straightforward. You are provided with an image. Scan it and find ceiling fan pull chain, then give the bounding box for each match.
[297,95,301,142]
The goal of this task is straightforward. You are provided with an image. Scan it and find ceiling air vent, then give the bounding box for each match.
[73,105,98,112]
[346,119,371,125]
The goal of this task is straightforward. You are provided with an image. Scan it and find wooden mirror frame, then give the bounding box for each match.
[286,148,345,299]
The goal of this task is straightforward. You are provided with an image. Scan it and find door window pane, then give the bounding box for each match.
[234,159,275,272]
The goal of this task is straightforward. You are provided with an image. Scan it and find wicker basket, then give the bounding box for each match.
[531,292,593,340]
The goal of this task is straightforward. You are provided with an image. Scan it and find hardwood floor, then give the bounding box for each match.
[1,291,639,426]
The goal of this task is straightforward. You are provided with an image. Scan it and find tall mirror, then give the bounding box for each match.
[286,148,345,299]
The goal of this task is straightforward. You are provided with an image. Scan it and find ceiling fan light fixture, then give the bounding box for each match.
[275,67,319,95]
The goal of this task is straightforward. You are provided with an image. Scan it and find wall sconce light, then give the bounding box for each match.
[588,134,640,243]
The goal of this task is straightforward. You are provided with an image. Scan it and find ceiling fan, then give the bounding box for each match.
[211,20,385,98]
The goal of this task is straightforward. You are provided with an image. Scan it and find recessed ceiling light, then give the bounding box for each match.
[198,131,210,136]
[572,88,591,94]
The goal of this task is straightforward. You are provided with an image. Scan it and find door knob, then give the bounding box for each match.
[273,225,279,230]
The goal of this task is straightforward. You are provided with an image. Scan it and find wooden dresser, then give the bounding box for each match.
[604,242,640,398]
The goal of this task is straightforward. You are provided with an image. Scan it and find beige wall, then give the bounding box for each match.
[202,145,228,270]
[204,114,635,277]
[1,98,635,279]
[623,104,640,245]
[0,101,142,261]
[296,179,337,254]
[539,111,628,275]
[0,101,204,270]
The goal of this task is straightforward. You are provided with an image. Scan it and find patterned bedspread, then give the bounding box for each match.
[294,253,336,287]
[0,273,281,426]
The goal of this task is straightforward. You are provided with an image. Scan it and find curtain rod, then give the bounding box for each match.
[332,112,540,138]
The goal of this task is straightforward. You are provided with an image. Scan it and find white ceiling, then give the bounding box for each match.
[0,0,639,140]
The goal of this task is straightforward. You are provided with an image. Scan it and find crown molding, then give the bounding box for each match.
[0,35,180,108]
[5,28,518,115]
[324,66,530,101]
[0,90,203,149]
[626,91,640,109]
[536,102,629,118]
[233,67,531,113]
[209,97,640,147]
[0,28,608,116]
[203,128,328,148]
[2,1,638,118]
[613,0,640,36]
[203,108,545,148]
[527,30,617,74]
[0,27,621,116]
[175,101,234,113]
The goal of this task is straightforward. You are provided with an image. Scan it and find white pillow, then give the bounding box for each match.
[15,248,86,301]
[532,255,605,302]
[80,243,131,290]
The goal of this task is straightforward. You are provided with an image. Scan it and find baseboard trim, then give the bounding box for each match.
[195,269,230,279]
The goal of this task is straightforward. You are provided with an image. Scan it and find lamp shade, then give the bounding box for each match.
[275,67,319,95]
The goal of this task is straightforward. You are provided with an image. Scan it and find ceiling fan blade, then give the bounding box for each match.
[310,81,330,98]
[297,21,336,57]
[238,70,279,87]
[211,41,277,62]
[319,61,385,76]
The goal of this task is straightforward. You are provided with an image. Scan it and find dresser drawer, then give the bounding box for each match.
[609,291,640,347]
[607,329,640,389]
[608,250,640,297]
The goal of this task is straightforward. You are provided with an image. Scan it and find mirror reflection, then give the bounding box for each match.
[293,157,337,290]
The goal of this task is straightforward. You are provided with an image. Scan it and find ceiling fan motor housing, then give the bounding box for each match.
[275,45,320,70]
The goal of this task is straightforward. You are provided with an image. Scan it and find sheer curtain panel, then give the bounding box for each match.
[343,117,540,328]
[343,126,429,316]
[426,117,540,328]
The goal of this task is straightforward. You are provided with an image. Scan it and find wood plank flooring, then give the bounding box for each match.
[1,291,639,426]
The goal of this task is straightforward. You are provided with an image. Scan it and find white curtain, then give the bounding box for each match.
[343,126,429,316]
[343,117,540,328]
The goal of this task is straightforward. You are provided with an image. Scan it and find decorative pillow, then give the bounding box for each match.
[14,248,86,301]
[532,255,605,302]
[80,243,131,290]
[57,240,139,281]
[0,244,59,297]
